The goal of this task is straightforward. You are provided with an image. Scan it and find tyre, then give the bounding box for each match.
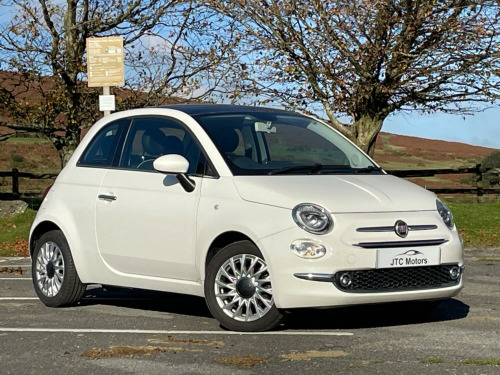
[204,240,284,331]
[32,230,86,307]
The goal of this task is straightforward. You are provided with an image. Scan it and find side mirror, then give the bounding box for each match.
[153,155,195,193]
[153,154,189,174]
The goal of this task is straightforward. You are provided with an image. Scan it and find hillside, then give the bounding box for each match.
[374,132,497,170]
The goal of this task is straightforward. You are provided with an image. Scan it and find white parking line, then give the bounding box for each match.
[0,297,38,300]
[0,327,353,336]
[0,257,30,263]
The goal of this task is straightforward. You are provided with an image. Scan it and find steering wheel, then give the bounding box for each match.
[137,159,155,170]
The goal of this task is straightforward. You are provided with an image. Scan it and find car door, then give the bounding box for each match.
[95,116,205,281]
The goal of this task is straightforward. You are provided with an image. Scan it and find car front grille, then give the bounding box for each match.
[333,265,461,293]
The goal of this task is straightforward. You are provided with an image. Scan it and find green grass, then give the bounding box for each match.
[447,201,500,246]
[0,209,36,256]
[461,358,500,366]
[421,357,445,364]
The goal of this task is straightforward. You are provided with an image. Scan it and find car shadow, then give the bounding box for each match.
[79,286,469,330]
[281,298,470,330]
[80,286,213,319]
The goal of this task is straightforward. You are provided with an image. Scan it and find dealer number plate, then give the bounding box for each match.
[377,247,441,269]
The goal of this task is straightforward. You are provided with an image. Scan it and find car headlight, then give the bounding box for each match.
[292,203,333,234]
[436,200,454,230]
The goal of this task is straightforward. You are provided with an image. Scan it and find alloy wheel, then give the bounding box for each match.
[214,254,273,322]
[35,241,65,297]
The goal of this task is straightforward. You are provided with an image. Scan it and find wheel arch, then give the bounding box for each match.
[204,231,260,275]
[29,221,63,257]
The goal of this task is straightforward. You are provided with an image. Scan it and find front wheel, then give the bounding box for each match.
[32,230,86,307]
[204,241,284,331]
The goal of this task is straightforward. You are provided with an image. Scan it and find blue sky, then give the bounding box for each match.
[383,107,500,150]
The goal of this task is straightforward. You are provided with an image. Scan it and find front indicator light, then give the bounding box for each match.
[290,240,326,259]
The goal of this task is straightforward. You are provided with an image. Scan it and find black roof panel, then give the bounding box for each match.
[159,104,300,117]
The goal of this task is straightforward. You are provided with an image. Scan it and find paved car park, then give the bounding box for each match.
[1,248,499,375]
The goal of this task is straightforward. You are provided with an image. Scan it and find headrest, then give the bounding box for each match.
[142,129,167,156]
[216,129,240,153]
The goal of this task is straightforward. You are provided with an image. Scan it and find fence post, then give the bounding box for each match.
[12,168,19,198]
[475,164,483,198]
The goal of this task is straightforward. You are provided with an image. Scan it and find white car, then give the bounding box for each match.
[29,105,464,331]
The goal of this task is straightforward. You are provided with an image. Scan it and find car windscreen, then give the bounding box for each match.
[195,111,381,176]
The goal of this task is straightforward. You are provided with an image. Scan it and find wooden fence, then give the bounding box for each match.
[0,168,58,199]
[1,165,499,199]
[385,164,500,197]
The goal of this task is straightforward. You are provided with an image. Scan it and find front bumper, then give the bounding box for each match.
[257,211,464,309]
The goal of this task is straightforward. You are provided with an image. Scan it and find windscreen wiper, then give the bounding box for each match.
[268,164,351,175]
[355,166,383,174]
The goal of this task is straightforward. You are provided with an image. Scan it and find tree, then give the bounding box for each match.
[483,151,500,167]
[208,0,500,156]
[0,0,238,166]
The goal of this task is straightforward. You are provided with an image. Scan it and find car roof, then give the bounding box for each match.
[158,104,302,117]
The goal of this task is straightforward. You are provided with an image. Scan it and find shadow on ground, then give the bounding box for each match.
[79,286,469,331]
[80,286,213,319]
[282,298,469,330]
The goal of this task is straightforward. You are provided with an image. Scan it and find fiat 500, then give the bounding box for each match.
[29,105,464,331]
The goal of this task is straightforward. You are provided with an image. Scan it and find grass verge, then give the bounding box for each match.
[447,201,500,246]
[0,208,35,256]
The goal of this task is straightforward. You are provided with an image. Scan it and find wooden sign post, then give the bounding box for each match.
[86,36,125,116]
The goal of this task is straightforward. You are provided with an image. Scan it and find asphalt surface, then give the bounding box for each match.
[0,248,499,374]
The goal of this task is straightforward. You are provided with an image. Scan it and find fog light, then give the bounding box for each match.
[339,273,352,288]
[449,266,461,280]
[290,240,326,259]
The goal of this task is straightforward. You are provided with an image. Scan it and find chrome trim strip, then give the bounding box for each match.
[357,225,438,232]
[354,239,448,249]
[294,273,334,282]
[408,225,438,231]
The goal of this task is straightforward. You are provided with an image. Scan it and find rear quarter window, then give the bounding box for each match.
[78,119,129,167]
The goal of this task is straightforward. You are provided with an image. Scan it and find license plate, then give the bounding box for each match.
[376,247,441,269]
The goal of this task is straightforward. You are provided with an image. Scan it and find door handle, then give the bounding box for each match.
[98,194,117,201]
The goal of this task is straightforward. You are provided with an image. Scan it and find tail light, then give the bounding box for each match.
[42,184,53,201]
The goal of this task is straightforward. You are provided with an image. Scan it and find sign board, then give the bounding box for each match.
[99,95,116,111]
[86,36,125,87]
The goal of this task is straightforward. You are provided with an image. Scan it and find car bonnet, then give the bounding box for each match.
[232,174,437,213]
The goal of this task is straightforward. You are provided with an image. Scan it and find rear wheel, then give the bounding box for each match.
[205,241,283,331]
[32,230,86,307]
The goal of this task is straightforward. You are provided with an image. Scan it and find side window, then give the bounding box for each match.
[120,117,206,175]
[78,119,129,167]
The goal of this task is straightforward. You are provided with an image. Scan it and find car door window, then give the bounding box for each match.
[78,119,129,167]
[119,117,207,175]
